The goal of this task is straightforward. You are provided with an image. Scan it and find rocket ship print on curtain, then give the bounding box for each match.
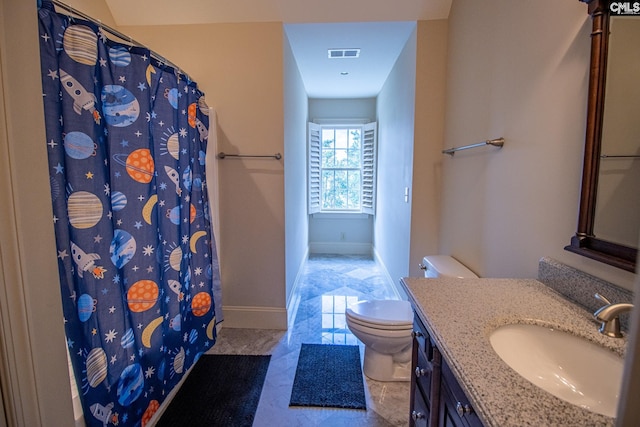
[37,2,221,426]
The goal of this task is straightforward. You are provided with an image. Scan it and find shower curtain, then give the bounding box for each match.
[38,2,221,426]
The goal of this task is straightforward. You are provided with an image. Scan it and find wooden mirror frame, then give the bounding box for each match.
[565,0,637,272]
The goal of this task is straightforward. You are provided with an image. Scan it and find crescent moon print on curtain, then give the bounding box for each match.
[38,2,222,426]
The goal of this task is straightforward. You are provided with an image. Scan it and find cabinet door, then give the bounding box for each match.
[439,360,483,427]
[410,381,429,427]
[411,315,442,427]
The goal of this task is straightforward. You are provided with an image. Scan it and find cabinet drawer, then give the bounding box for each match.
[413,317,434,360]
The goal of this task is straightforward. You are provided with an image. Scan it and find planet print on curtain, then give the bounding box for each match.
[37,2,221,426]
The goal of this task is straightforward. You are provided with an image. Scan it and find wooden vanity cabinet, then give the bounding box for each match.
[410,312,483,427]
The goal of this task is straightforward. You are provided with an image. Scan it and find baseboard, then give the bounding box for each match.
[221,305,288,329]
[372,246,404,300]
[309,242,372,255]
[286,246,309,328]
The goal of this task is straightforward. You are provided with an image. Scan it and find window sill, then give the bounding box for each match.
[311,212,371,219]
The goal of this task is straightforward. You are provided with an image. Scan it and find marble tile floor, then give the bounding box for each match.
[206,254,411,426]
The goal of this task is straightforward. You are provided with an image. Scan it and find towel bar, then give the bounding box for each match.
[217,152,282,160]
[442,138,504,156]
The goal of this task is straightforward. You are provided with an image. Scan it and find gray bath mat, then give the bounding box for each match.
[156,354,270,427]
[289,343,366,410]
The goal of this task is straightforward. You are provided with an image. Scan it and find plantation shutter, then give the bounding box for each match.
[308,122,322,214]
[361,122,377,215]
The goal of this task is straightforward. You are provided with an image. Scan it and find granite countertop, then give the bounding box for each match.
[400,277,627,427]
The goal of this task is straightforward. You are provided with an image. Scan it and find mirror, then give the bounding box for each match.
[595,16,640,248]
[565,0,638,272]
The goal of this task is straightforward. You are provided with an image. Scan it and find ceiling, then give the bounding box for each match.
[104,0,452,98]
[284,22,417,98]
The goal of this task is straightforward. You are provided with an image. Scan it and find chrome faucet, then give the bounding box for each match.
[593,293,634,338]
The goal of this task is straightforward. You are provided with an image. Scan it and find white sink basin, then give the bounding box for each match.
[489,323,624,417]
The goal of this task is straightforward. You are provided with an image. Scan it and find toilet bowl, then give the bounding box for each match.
[346,300,414,381]
[345,255,478,382]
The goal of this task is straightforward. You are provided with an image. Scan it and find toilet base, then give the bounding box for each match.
[362,346,411,382]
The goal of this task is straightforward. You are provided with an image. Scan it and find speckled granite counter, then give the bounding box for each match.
[400,277,627,427]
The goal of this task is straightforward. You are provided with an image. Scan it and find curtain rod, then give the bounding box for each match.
[48,0,192,82]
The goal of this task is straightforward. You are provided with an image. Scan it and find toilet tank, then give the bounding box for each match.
[421,255,478,278]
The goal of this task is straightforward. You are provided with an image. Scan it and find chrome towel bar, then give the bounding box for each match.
[217,152,282,160]
[600,154,640,159]
[442,137,505,156]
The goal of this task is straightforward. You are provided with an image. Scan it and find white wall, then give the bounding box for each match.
[618,266,640,425]
[308,213,373,255]
[283,31,310,311]
[309,98,376,121]
[440,0,636,290]
[308,98,376,254]
[375,27,417,286]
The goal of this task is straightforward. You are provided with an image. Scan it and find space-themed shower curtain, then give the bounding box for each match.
[38,2,221,426]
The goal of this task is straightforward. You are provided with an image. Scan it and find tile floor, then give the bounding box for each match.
[206,254,411,426]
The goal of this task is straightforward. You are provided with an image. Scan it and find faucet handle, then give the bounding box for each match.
[595,293,612,305]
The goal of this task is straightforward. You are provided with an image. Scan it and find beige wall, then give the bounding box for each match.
[409,19,448,278]
[440,0,636,290]
[60,0,117,27]
[0,0,74,425]
[120,22,287,328]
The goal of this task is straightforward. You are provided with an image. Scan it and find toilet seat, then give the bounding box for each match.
[347,315,414,332]
[346,300,413,329]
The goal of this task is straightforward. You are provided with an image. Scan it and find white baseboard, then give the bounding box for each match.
[372,246,404,300]
[221,305,288,330]
[309,242,372,255]
[286,246,309,328]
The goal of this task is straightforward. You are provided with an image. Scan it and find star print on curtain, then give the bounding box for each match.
[38,2,221,426]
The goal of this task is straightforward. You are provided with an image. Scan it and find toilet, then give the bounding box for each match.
[419,254,478,279]
[345,255,478,381]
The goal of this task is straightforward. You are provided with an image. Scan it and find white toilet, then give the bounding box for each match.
[345,255,478,381]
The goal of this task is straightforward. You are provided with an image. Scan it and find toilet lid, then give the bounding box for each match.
[346,300,413,328]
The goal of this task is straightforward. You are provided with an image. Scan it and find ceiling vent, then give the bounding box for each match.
[328,48,360,59]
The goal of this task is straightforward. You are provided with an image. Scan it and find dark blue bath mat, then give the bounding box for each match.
[156,354,270,427]
[289,344,366,410]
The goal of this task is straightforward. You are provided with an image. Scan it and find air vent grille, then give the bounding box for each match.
[328,48,360,59]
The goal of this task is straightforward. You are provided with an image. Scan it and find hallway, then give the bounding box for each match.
[206,254,410,426]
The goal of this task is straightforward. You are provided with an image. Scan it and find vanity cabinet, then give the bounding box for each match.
[410,312,483,427]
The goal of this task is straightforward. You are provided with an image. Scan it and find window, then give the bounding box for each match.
[308,122,376,215]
